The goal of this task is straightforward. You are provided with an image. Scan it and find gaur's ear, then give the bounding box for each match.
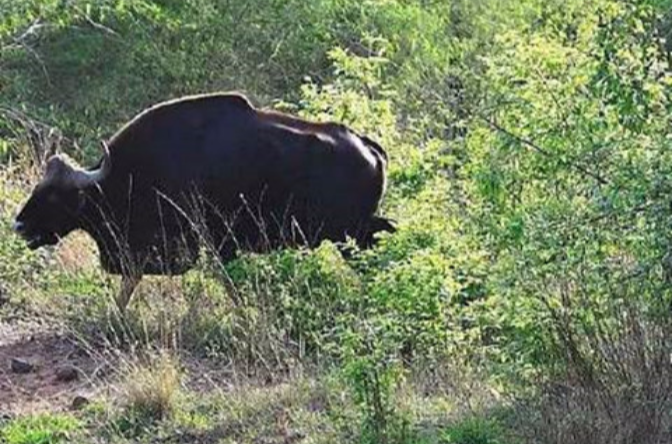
[46,128,60,158]
[44,155,68,180]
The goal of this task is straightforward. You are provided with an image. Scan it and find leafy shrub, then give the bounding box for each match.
[442,417,508,444]
[0,413,83,444]
[4,0,672,442]
[338,315,410,444]
[181,243,362,366]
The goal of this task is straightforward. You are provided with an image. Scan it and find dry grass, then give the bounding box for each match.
[513,301,672,444]
[52,232,100,275]
[114,352,182,423]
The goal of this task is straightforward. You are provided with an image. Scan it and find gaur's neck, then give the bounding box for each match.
[76,185,124,272]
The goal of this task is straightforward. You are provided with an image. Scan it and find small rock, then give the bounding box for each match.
[55,366,79,383]
[10,358,34,374]
[71,395,89,410]
[0,413,12,428]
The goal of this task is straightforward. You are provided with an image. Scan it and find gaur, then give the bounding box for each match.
[13,93,394,310]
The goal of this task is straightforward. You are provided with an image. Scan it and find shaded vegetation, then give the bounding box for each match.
[2,0,672,443]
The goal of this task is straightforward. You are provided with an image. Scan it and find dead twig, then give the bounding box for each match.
[0,107,64,164]
[1,19,52,85]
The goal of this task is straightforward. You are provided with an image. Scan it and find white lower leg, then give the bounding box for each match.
[117,274,141,312]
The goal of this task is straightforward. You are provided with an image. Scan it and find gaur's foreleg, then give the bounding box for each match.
[116,273,142,312]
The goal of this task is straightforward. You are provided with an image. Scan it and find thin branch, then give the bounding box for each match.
[71,6,120,37]
[1,19,52,85]
[0,107,65,163]
[14,41,51,85]
[478,115,609,185]
[13,19,47,43]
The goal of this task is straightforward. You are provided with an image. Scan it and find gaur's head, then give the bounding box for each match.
[13,147,110,249]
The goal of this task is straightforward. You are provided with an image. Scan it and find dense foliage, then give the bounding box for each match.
[2,0,672,443]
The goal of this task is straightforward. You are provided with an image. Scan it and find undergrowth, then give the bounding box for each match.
[3,0,672,443]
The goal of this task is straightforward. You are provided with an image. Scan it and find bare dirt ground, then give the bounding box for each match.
[0,306,334,443]
[0,318,103,415]
[0,312,243,416]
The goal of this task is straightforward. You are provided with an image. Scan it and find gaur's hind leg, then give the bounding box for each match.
[117,273,142,313]
[356,216,396,249]
[335,216,397,260]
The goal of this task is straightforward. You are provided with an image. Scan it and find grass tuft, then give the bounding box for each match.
[111,352,182,437]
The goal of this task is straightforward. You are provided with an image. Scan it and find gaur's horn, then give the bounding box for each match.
[69,141,111,188]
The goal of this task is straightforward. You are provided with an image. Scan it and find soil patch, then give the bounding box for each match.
[0,321,101,414]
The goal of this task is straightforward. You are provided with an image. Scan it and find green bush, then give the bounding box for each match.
[442,417,508,444]
[0,413,83,444]
[3,0,672,442]
[181,243,362,362]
